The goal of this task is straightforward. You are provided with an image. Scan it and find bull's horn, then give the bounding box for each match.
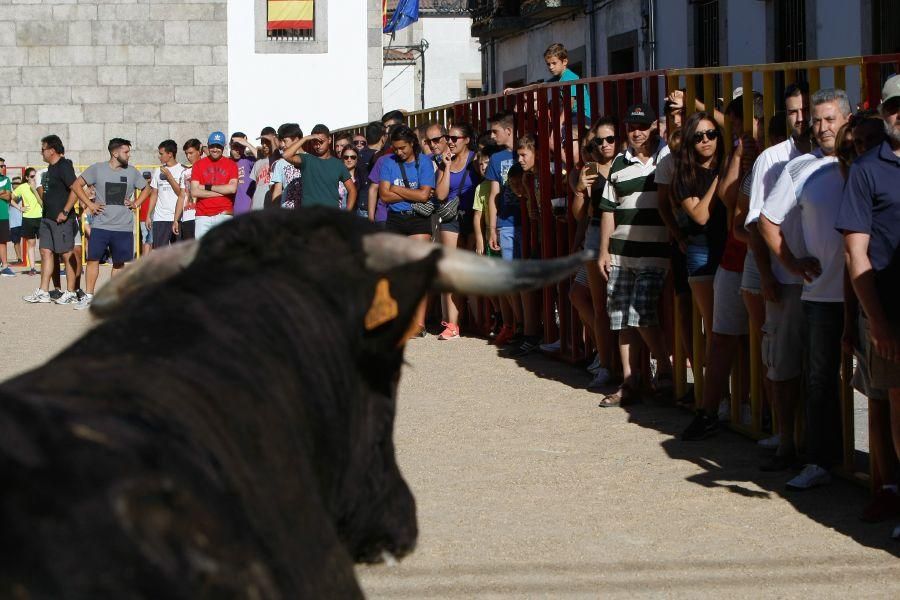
[363,233,594,295]
[91,240,200,317]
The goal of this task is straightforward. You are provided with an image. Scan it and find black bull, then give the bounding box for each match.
[0,208,590,599]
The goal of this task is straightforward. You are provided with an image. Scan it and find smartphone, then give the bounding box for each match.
[584,162,599,176]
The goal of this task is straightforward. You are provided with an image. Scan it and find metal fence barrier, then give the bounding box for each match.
[336,54,900,489]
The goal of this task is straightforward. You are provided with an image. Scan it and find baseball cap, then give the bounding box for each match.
[624,103,657,125]
[882,74,900,105]
[207,131,226,148]
[258,126,276,139]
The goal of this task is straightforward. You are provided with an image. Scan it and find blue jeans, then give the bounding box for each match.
[802,300,844,469]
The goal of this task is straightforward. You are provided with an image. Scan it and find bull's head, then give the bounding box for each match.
[89,208,590,568]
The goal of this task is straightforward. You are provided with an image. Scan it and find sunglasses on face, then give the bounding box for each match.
[428,135,447,144]
[343,155,358,161]
[354,140,367,147]
[597,135,616,145]
[447,135,467,143]
[692,129,720,144]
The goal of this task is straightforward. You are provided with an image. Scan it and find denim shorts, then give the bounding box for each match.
[498,226,521,261]
[685,243,717,281]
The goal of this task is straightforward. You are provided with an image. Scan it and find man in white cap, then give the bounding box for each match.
[190,131,238,239]
[837,74,900,539]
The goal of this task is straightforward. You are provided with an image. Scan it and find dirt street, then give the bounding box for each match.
[1,270,897,598]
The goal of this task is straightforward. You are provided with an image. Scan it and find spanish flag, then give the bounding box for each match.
[267,0,314,30]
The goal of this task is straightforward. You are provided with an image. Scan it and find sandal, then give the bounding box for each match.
[598,383,640,408]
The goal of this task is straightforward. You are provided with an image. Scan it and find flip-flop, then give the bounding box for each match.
[599,384,639,408]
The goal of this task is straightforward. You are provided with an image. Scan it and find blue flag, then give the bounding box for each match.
[383,0,419,34]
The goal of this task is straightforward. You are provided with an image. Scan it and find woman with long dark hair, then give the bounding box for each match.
[434,122,478,340]
[378,125,436,337]
[339,146,368,218]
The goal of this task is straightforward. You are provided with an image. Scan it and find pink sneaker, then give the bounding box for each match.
[438,322,460,340]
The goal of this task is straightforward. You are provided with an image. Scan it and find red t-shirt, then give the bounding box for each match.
[719,229,747,272]
[191,156,238,217]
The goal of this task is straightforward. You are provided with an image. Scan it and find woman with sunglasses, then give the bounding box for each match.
[339,147,369,218]
[572,117,619,387]
[432,123,478,340]
[352,135,368,151]
[671,112,729,433]
[12,167,43,275]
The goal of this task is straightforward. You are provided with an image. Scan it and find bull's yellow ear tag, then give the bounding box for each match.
[365,278,399,330]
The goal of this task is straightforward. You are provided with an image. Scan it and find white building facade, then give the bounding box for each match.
[472,0,899,96]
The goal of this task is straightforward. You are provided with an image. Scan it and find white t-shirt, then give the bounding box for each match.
[746,137,806,285]
[760,149,845,301]
[150,163,187,222]
[181,164,195,221]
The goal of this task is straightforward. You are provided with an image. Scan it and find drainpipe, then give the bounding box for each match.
[647,0,657,70]
[587,0,599,76]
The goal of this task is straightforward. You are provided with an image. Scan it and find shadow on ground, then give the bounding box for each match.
[491,340,900,558]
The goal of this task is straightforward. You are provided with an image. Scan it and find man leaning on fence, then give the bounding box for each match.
[836,74,900,541]
[597,103,675,407]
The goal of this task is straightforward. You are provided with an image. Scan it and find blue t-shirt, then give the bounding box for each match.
[835,140,900,318]
[379,154,436,212]
[485,149,519,227]
[447,151,477,211]
[549,68,591,120]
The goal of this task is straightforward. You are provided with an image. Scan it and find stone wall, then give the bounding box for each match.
[0,0,228,168]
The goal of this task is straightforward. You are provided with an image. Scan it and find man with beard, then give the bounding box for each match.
[72,138,150,310]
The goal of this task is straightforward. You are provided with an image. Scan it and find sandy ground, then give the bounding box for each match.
[1,267,897,598]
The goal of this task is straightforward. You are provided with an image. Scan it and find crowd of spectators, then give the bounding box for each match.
[1,42,898,540]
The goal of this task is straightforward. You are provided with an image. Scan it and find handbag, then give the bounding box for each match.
[435,153,472,223]
[398,158,436,217]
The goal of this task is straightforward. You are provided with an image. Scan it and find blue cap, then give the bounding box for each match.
[207,131,226,148]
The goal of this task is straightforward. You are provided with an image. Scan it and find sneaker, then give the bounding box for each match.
[493,325,515,346]
[586,368,613,391]
[506,336,541,358]
[48,289,63,301]
[22,288,51,303]
[76,288,86,301]
[681,410,718,441]
[860,486,900,523]
[506,329,524,347]
[717,399,731,422]
[72,293,94,311]
[540,339,561,353]
[0,266,15,277]
[786,464,831,491]
[437,322,460,340]
[586,353,602,374]
[23,268,38,276]
[758,434,781,450]
[54,291,77,305]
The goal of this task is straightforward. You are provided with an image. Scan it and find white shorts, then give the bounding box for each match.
[762,284,804,381]
[712,267,748,336]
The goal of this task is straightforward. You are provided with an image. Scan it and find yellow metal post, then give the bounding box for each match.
[691,300,704,407]
[685,75,697,117]
[674,294,686,399]
[722,71,734,147]
[807,67,821,94]
[702,73,715,114]
[741,71,754,134]
[762,71,776,148]
[840,352,854,473]
[834,65,847,93]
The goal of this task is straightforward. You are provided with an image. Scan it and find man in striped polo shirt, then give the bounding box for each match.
[597,103,674,406]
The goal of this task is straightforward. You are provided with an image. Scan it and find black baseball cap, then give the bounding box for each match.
[258,126,276,139]
[624,103,657,125]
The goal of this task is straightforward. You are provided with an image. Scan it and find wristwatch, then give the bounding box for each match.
[204,184,212,191]
[63,209,70,217]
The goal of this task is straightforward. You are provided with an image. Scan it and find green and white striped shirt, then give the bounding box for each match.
[600,140,671,270]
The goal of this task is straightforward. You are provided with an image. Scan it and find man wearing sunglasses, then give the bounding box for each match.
[598,103,675,406]
[281,124,356,211]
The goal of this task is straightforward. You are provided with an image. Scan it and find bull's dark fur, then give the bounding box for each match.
[0,208,423,599]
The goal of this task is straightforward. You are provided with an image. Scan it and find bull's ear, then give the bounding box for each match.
[90,240,200,317]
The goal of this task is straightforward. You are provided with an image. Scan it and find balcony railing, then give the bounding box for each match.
[519,0,582,18]
[469,0,526,37]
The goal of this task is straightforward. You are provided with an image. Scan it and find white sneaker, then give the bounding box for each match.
[786,464,831,490]
[54,291,77,305]
[717,399,731,422]
[586,368,612,390]
[586,353,601,374]
[758,434,781,449]
[72,293,93,311]
[23,288,50,303]
[540,339,561,353]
